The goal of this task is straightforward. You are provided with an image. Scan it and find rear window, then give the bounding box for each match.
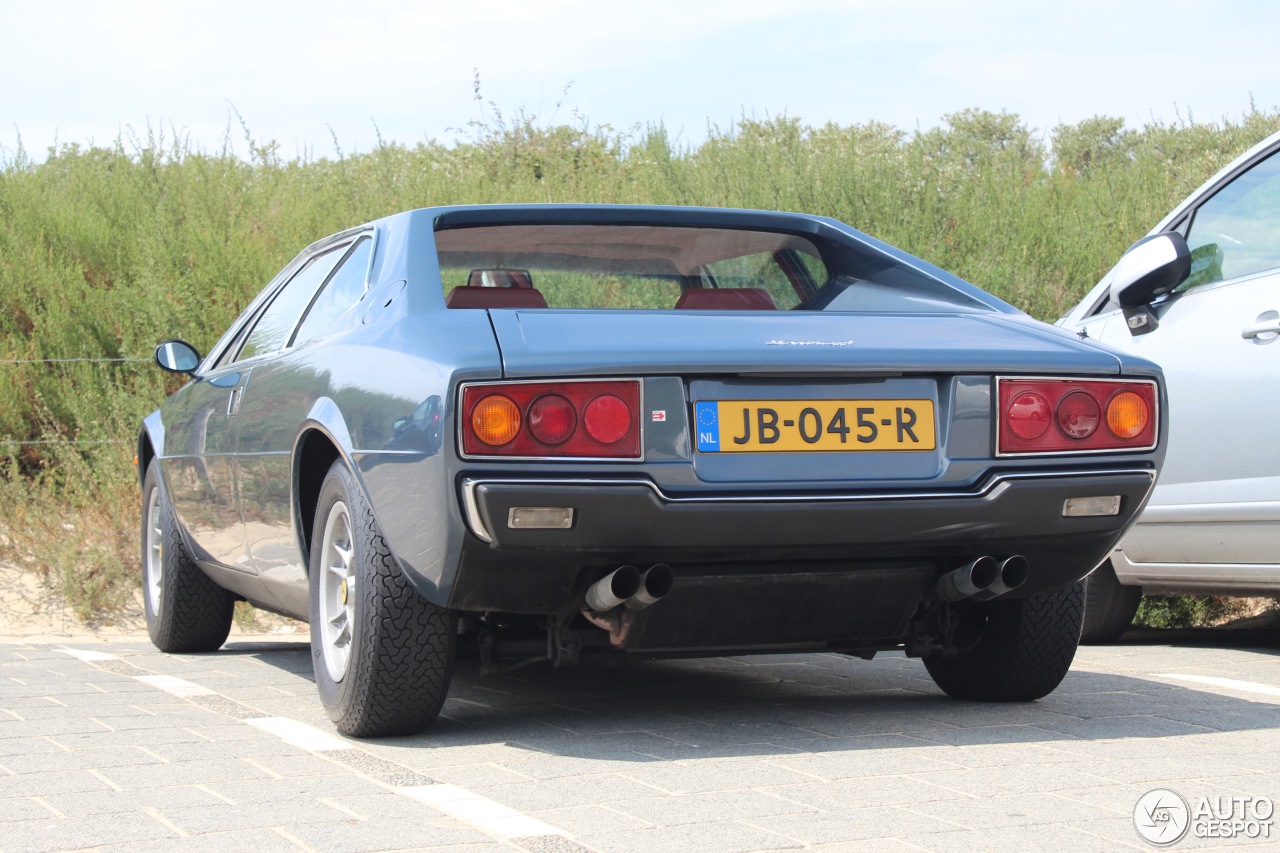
[433,222,992,313]
[436,224,826,310]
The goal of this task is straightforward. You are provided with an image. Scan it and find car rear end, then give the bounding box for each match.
[427,207,1164,660]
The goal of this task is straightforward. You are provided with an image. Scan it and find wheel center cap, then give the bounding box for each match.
[340,579,348,605]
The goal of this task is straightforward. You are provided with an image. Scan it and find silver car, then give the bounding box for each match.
[1059,130,1280,642]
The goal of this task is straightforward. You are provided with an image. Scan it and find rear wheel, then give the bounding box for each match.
[309,460,455,738]
[924,581,1084,701]
[1080,560,1141,644]
[140,462,234,653]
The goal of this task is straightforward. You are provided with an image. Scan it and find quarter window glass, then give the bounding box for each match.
[1183,151,1280,290]
[237,246,347,361]
[293,237,372,346]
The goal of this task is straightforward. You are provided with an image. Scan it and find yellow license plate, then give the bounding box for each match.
[693,399,936,452]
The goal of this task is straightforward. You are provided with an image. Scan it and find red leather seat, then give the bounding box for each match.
[446,286,548,309]
[674,288,777,310]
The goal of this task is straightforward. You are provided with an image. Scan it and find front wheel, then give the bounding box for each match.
[924,581,1084,702]
[309,460,455,738]
[140,461,234,653]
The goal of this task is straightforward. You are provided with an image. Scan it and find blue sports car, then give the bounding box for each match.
[140,205,1168,737]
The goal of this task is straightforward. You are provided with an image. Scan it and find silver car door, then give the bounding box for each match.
[1093,150,1280,569]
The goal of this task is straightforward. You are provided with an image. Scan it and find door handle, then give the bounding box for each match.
[1241,315,1280,340]
[227,387,243,416]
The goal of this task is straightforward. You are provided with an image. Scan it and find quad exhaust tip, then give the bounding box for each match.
[973,555,1029,601]
[585,565,641,612]
[585,564,677,612]
[936,555,1028,602]
[626,564,675,610]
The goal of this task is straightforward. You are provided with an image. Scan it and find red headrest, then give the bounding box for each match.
[674,288,778,310]
[466,269,533,289]
[446,286,548,309]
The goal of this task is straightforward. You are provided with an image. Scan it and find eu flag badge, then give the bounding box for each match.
[694,402,720,452]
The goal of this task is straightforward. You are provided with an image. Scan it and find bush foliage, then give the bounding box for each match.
[3,106,1278,621]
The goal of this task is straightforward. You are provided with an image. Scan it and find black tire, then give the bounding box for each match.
[140,461,234,653]
[924,581,1084,702]
[308,460,455,738]
[1080,559,1141,644]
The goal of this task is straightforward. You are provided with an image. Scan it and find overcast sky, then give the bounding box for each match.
[3,0,1277,162]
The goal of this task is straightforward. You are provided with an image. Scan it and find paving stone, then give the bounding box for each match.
[95,757,273,788]
[282,815,497,852]
[1,813,176,852]
[0,744,164,774]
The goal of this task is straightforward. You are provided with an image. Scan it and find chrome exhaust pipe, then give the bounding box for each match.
[625,564,675,610]
[936,556,999,602]
[585,565,641,612]
[973,555,1029,601]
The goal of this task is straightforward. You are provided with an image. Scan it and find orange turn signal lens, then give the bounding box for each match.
[470,395,520,446]
[1106,391,1149,439]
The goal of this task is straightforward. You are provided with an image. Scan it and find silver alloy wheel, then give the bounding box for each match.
[144,485,163,617]
[318,500,356,683]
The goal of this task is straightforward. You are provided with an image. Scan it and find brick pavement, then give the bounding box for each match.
[1,635,1279,852]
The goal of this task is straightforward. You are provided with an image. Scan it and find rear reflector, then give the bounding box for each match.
[997,378,1157,455]
[461,380,641,459]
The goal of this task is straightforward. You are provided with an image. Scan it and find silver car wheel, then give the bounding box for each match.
[144,484,163,617]
[318,500,356,683]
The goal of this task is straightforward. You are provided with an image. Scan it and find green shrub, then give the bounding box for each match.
[3,106,1278,621]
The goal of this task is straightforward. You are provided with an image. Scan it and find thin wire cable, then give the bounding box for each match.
[0,440,130,446]
[0,358,151,364]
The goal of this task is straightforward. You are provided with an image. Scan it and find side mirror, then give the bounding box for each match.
[1110,232,1191,309]
[1108,232,1191,337]
[154,340,201,375]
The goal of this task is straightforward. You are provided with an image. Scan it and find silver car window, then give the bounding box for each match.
[1182,150,1280,291]
[235,245,348,361]
[292,237,373,346]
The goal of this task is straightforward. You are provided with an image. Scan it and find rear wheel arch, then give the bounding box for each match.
[137,430,156,489]
[294,428,342,570]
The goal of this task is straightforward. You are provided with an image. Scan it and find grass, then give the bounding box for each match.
[2,105,1278,623]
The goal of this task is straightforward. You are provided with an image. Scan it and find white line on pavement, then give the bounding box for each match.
[400,784,567,840]
[57,648,585,850]
[244,717,354,752]
[1156,673,1280,698]
[58,648,119,662]
[135,674,216,697]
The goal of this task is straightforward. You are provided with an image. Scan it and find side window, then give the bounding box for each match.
[236,245,348,362]
[292,237,372,346]
[1182,150,1280,290]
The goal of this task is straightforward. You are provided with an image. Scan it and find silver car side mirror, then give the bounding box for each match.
[154,340,201,375]
[1108,232,1192,337]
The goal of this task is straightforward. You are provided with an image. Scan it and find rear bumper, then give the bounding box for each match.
[453,468,1156,609]
[464,469,1154,549]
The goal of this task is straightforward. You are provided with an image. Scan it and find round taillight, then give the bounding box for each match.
[471,395,520,446]
[1007,391,1050,440]
[528,394,577,446]
[1056,391,1100,440]
[584,394,631,444]
[1106,391,1149,439]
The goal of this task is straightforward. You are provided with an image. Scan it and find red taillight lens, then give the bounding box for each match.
[1056,391,1100,440]
[1007,392,1050,440]
[584,394,631,444]
[528,394,577,445]
[461,380,641,458]
[997,378,1156,455]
